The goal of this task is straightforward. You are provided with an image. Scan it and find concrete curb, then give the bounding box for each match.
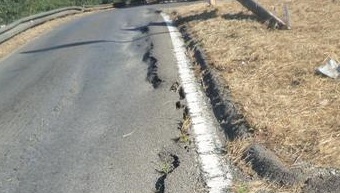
[161,13,233,193]
[0,4,113,44]
[173,14,340,192]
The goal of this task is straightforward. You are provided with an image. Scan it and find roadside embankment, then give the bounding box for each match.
[169,1,340,192]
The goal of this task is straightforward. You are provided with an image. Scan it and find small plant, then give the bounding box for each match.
[175,116,192,145]
[157,162,174,175]
[180,116,191,133]
[236,184,249,193]
[155,151,179,175]
[179,133,190,143]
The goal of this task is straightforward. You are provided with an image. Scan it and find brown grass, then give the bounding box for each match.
[232,180,302,193]
[172,0,340,168]
[227,139,304,192]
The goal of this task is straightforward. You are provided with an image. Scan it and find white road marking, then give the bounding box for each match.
[161,13,233,193]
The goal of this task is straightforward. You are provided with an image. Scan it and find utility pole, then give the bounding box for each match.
[236,0,290,29]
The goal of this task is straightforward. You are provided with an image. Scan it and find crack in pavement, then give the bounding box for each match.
[154,151,180,193]
[142,42,162,88]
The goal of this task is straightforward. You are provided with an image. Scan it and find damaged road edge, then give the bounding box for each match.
[161,13,233,193]
[142,39,163,88]
[154,151,180,193]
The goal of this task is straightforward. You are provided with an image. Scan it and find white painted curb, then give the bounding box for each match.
[161,13,233,193]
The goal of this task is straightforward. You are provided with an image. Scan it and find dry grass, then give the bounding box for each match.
[227,138,252,168]
[172,0,340,168]
[227,139,303,192]
[232,180,302,193]
[178,116,192,143]
[226,138,256,178]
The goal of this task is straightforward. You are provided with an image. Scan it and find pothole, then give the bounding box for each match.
[154,151,180,193]
[143,43,162,88]
[170,81,179,92]
[155,174,167,193]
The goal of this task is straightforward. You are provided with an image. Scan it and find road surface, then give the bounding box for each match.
[0,4,204,193]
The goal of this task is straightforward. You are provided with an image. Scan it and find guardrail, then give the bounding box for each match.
[0,4,113,44]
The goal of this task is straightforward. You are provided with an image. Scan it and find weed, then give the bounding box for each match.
[158,162,173,174]
[179,133,190,143]
[155,151,180,175]
[175,116,192,146]
[180,116,191,133]
[236,184,249,193]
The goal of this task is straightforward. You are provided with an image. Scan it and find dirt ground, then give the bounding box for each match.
[0,11,98,60]
[171,0,340,169]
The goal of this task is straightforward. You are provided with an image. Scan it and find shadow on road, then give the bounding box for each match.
[121,21,171,33]
[21,31,174,54]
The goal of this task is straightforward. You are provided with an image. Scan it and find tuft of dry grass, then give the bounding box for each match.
[172,0,340,168]
[178,116,192,143]
[227,138,252,167]
[232,180,302,193]
[227,138,304,192]
[226,138,256,178]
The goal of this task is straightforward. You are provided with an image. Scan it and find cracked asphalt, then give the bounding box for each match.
[0,3,205,193]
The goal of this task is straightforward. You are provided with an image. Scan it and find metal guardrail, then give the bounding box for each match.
[0,4,113,44]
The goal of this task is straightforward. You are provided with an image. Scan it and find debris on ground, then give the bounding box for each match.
[317,57,340,79]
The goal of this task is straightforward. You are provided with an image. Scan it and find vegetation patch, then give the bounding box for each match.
[0,0,110,25]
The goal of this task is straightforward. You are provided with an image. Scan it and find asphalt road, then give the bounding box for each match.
[0,4,204,193]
